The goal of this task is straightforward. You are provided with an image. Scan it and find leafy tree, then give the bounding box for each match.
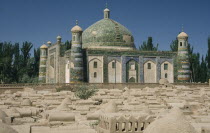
[0,42,14,83]
[12,43,20,82]
[20,41,33,67]
[207,36,210,69]
[170,39,178,52]
[139,37,158,51]
[0,42,3,83]
[191,53,201,82]
[206,36,210,80]
[0,41,39,83]
[33,48,40,76]
[65,40,72,50]
[200,56,208,82]
[19,42,33,81]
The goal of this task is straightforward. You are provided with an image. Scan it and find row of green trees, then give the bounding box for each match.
[0,41,72,84]
[0,42,40,83]
[139,36,210,83]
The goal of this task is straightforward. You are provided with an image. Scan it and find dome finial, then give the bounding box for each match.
[104,2,110,19]
[76,20,78,25]
[106,1,108,8]
[71,21,83,32]
[182,24,184,32]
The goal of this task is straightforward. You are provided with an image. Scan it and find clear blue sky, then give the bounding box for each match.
[0,0,209,56]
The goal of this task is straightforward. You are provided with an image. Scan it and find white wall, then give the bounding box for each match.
[144,61,157,83]
[161,61,174,83]
[88,56,103,83]
[65,62,70,83]
[108,60,122,83]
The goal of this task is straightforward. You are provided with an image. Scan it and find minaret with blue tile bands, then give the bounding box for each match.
[39,44,48,83]
[177,31,191,82]
[70,21,84,83]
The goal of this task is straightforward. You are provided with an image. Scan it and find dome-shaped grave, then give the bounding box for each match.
[144,107,197,133]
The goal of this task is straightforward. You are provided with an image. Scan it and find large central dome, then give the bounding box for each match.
[82,8,135,50]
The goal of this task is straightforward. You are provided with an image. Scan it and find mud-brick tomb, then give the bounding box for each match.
[0,81,210,133]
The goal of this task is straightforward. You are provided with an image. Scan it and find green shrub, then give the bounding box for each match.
[56,86,73,92]
[56,85,98,100]
[89,120,99,129]
[75,85,98,100]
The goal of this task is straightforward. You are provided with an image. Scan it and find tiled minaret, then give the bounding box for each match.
[70,21,84,83]
[177,31,191,82]
[39,44,48,83]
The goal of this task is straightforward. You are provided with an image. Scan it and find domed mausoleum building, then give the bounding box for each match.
[38,7,190,83]
[82,8,135,50]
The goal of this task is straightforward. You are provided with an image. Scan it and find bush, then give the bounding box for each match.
[74,85,98,100]
[89,120,99,129]
[20,74,39,83]
[56,86,73,92]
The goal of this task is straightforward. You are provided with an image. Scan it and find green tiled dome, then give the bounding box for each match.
[82,14,135,50]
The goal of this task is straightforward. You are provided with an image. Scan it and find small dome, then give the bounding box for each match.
[57,36,62,39]
[47,41,51,45]
[144,107,197,133]
[62,97,72,104]
[103,100,118,113]
[40,44,48,49]
[21,99,32,106]
[177,32,188,38]
[104,8,110,12]
[56,102,70,111]
[71,25,83,32]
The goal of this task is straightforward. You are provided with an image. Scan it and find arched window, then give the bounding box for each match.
[73,36,76,41]
[94,72,97,78]
[93,36,96,41]
[131,64,135,70]
[147,63,151,69]
[42,50,46,56]
[112,61,116,68]
[180,42,182,46]
[164,63,168,70]
[94,61,97,68]
[165,73,168,78]
[116,123,119,131]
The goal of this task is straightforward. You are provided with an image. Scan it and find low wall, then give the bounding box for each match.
[0,87,24,94]
[0,83,209,94]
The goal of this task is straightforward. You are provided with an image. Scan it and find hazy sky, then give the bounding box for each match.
[0,0,209,56]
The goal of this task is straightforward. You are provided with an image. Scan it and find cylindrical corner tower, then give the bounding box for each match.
[39,44,48,83]
[70,21,84,83]
[57,36,62,44]
[177,31,191,82]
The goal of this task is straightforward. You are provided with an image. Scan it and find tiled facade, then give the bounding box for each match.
[38,7,190,84]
